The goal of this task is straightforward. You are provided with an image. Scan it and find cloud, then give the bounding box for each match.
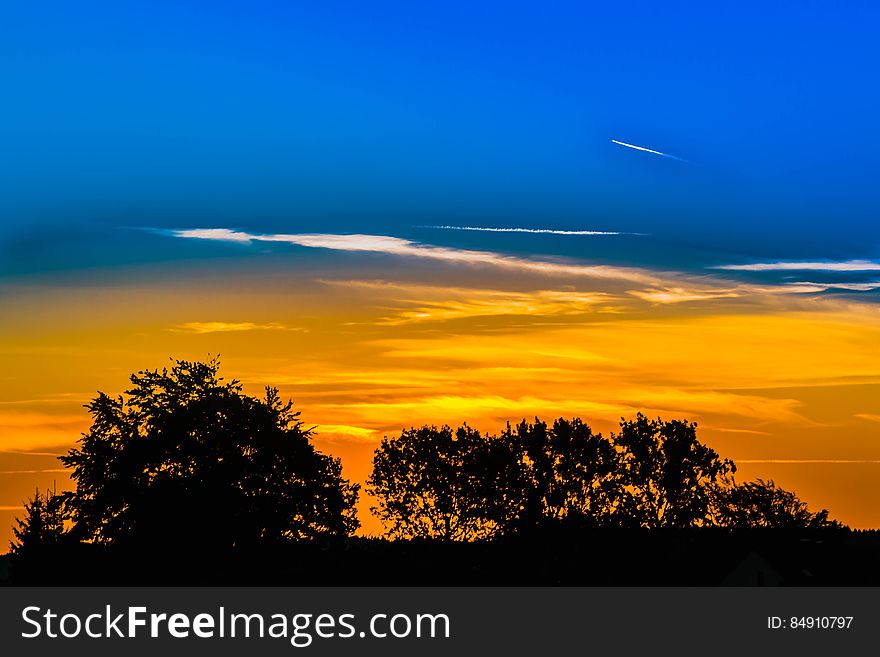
[170,228,668,285]
[0,468,70,475]
[716,260,880,272]
[415,225,639,236]
[320,280,616,324]
[0,450,64,456]
[628,287,742,304]
[609,387,806,423]
[611,139,688,162]
[167,229,878,306]
[169,228,255,243]
[702,427,770,435]
[0,411,88,451]
[855,413,880,423]
[735,459,880,464]
[313,424,377,442]
[786,281,880,292]
[170,321,300,334]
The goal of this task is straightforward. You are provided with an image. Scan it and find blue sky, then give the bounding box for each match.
[2,0,880,275]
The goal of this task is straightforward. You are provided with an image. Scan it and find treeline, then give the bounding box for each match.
[9,358,839,561]
[368,417,838,540]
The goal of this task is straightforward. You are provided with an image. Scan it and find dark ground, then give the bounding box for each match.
[4,528,880,586]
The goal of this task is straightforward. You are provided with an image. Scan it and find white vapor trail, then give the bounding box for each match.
[416,225,639,236]
[611,139,688,162]
[715,260,880,272]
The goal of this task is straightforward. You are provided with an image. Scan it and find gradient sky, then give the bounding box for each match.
[2,1,880,542]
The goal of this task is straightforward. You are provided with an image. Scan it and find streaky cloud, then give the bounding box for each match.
[416,225,642,236]
[716,260,880,272]
[169,228,667,286]
[786,281,880,292]
[318,279,616,324]
[611,139,689,162]
[0,468,70,475]
[170,321,300,334]
[736,459,880,464]
[167,228,877,305]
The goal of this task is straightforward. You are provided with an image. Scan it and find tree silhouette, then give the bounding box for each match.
[9,488,67,556]
[367,425,519,540]
[369,415,828,537]
[58,357,359,549]
[502,417,620,530]
[712,478,840,530]
[610,414,735,528]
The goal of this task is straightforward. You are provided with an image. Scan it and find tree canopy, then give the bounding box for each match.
[9,488,66,556]
[712,478,839,530]
[502,417,619,530]
[367,424,518,540]
[615,414,736,528]
[367,414,833,538]
[55,358,359,549]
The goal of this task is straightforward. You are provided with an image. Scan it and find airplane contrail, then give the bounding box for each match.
[611,139,688,162]
[415,225,638,236]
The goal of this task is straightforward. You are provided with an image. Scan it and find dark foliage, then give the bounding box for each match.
[367,414,832,538]
[502,417,620,530]
[615,414,736,528]
[712,478,839,530]
[367,425,518,540]
[9,488,67,555]
[46,357,359,552]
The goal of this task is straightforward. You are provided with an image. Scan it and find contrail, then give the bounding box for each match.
[415,225,640,236]
[611,139,688,162]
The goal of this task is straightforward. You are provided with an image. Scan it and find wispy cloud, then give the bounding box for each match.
[716,260,880,272]
[320,280,617,324]
[628,287,742,304]
[168,229,875,307]
[0,450,64,456]
[611,139,688,162]
[170,228,254,243]
[169,229,668,286]
[170,321,301,334]
[415,225,640,236]
[313,424,377,442]
[0,468,69,475]
[736,459,880,464]
[786,281,880,292]
[855,413,880,423]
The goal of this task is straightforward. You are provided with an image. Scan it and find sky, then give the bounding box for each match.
[2,1,880,542]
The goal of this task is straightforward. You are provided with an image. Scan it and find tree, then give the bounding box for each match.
[367,425,518,540]
[9,488,67,555]
[615,414,735,528]
[58,357,359,549]
[711,478,840,529]
[502,417,620,530]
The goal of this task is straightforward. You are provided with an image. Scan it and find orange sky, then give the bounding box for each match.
[2,252,880,544]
